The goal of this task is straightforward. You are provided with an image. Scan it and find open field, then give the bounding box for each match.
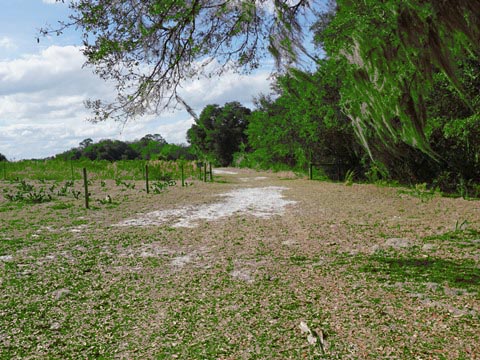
[1,168,479,359]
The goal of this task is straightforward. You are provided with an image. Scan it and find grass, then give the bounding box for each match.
[2,159,198,182]
[360,255,480,295]
[0,167,478,358]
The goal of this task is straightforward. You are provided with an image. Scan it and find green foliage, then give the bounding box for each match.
[0,153,8,162]
[187,102,251,166]
[55,134,195,162]
[246,60,362,176]
[151,179,176,194]
[322,0,480,157]
[361,255,480,295]
[3,180,53,204]
[156,143,196,161]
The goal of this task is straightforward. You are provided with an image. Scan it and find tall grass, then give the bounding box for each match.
[1,159,198,182]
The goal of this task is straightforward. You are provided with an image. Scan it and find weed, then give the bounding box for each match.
[344,169,355,186]
[3,180,53,203]
[57,181,73,196]
[151,180,176,194]
[115,179,136,190]
[71,189,82,200]
[397,183,437,202]
[50,202,73,210]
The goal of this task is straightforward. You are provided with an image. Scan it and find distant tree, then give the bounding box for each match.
[140,134,167,145]
[129,133,168,159]
[0,153,8,162]
[187,102,251,166]
[83,139,139,161]
[79,138,93,149]
[157,144,196,161]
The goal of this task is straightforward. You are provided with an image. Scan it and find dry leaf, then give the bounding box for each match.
[299,321,311,334]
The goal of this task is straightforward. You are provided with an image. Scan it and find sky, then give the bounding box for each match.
[0,0,275,160]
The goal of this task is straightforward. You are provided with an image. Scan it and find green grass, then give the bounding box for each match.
[360,255,480,295]
[2,159,198,182]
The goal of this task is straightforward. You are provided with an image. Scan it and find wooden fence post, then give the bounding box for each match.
[181,163,185,187]
[209,163,213,182]
[145,164,150,194]
[3,161,6,180]
[203,163,207,182]
[83,167,89,209]
[309,163,313,180]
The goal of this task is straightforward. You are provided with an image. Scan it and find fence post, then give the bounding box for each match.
[3,161,6,180]
[145,164,150,194]
[309,163,313,180]
[203,163,207,182]
[71,160,74,181]
[181,163,185,187]
[83,167,89,209]
[209,163,213,182]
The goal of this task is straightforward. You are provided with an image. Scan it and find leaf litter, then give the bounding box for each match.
[1,168,479,359]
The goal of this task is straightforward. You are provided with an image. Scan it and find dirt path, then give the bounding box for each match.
[1,168,479,359]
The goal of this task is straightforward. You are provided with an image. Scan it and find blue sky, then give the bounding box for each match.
[0,1,321,160]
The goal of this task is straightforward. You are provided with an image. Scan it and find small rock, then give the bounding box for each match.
[230,269,254,283]
[425,282,439,291]
[49,322,62,331]
[385,238,410,249]
[0,255,13,262]
[53,288,71,300]
[422,243,436,251]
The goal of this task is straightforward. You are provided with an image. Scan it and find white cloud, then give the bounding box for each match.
[0,45,272,160]
[0,36,16,51]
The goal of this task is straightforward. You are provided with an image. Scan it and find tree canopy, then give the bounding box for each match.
[45,0,480,160]
[56,134,194,161]
[321,0,480,156]
[187,101,251,166]
[43,0,313,123]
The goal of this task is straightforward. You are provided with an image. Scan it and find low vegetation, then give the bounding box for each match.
[0,168,478,358]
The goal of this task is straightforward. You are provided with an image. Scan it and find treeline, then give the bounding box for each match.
[56,134,195,162]
[187,57,479,196]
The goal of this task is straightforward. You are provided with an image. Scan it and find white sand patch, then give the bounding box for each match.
[0,255,13,262]
[171,254,193,268]
[70,225,88,233]
[239,177,268,182]
[230,269,254,283]
[115,186,296,228]
[281,239,298,246]
[213,169,238,175]
[118,243,174,258]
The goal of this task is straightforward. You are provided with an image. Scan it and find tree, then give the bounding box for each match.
[43,0,313,124]
[83,139,139,161]
[130,133,168,159]
[79,138,93,149]
[45,0,480,159]
[187,102,251,166]
[247,60,362,173]
[0,153,7,162]
[321,0,480,157]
